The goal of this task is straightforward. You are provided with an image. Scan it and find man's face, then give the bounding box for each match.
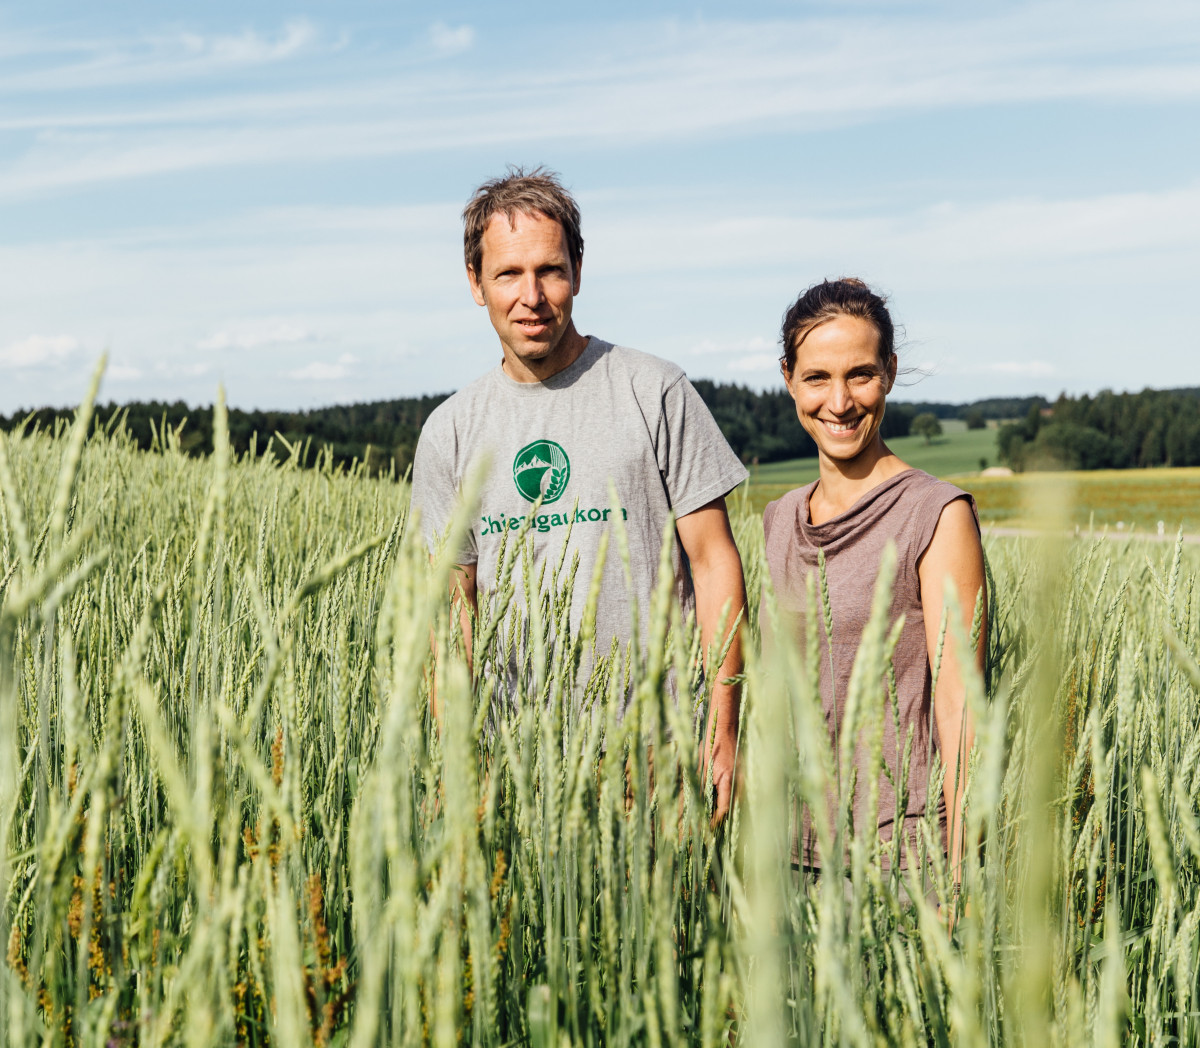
[467,210,583,378]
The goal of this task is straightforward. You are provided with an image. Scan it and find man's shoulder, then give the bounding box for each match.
[589,339,687,390]
[420,369,498,434]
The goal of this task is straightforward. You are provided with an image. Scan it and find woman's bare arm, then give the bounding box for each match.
[917,498,986,888]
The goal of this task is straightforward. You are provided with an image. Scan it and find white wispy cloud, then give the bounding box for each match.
[0,173,1195,409]
[728,354,783,373]
[2,18,319,93]
[428,22,474,57]
[197,322,318,351]
[687,335,777,357]
[3,5,1199,196]
[290,353,357,381]
[175,19,316,66]
[166,362,212,378]
[680,336,780,374]
[0,334,83,367]
[979,361,1058,376]
[586,181,1200,278]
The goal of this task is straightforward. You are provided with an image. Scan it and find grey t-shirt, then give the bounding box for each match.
[411,337,748,672]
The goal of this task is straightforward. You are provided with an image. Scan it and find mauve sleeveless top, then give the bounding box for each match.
[762,468,979,867]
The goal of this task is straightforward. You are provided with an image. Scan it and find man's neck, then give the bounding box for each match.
[501,327,590,383]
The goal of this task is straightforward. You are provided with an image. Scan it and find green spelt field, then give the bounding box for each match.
[3,373,1200,1045]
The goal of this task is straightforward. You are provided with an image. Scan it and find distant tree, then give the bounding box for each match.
[1026,403,1045,437]
[964,408,986,430]
[997,423,1027,471]
[894,396,1049,422]
[911,413,943,444]
[884,402,915,439]
[1028,423,1117,470]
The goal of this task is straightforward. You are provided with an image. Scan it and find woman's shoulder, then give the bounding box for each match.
[895,470,975,512]
[913,471,977,519]
[891,470,981,559]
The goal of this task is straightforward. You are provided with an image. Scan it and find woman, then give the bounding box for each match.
[762,278,985,890]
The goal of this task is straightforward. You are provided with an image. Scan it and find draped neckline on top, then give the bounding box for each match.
[796,467,922,544]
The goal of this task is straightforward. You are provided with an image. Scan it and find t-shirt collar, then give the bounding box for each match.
[490,336,602,395]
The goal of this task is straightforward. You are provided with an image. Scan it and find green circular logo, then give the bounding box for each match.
[513,440,570,504]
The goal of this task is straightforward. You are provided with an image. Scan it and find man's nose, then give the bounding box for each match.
[518,272,543,306]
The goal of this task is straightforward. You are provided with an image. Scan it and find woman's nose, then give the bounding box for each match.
[829,380,852,413]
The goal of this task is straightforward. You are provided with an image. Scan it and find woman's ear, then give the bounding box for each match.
[780,360,796,400]
[884,354,898,394]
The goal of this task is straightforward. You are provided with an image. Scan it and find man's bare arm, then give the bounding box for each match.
[430,561,478,725]
[675,496,747,823]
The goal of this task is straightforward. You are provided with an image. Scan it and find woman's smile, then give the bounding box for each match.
[819,416,864,434]
[783,314,895,467]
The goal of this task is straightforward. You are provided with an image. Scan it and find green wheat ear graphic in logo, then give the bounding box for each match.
[513,440,570,504]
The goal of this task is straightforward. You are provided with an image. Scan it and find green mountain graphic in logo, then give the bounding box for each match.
[513,440,570,504]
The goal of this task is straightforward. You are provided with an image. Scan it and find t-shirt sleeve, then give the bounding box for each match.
[410,421,478,564]
[657,375,750,518]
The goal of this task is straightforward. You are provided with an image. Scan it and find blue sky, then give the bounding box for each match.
[2,1,1199,412]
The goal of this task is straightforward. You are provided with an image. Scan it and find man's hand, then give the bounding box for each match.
[675,496,746,824]
[449,561,478,669]
[702,709,739,825]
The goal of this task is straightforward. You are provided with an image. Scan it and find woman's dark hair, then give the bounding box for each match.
[779,278,895,376]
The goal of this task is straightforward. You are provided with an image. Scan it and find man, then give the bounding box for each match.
[410,167,747,818]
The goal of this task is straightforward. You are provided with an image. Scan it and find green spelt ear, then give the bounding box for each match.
[0,431,34,575]
[50,353,106,544]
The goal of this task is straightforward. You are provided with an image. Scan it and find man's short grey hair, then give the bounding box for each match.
[462,166,584,277]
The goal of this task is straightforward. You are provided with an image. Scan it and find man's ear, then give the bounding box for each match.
[467,265,486,307]
[571,257,583,295]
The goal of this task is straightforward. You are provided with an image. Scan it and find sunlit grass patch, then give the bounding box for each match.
[962,466,1200,532]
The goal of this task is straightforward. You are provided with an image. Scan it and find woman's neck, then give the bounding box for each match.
[810,440,911,524]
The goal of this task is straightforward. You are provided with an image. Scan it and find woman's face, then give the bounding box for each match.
[783,314,896,466]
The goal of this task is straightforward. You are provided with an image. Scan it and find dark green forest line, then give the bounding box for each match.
[996,387,1200,470]
[3,384,1198,474]
[0,395,451,478]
